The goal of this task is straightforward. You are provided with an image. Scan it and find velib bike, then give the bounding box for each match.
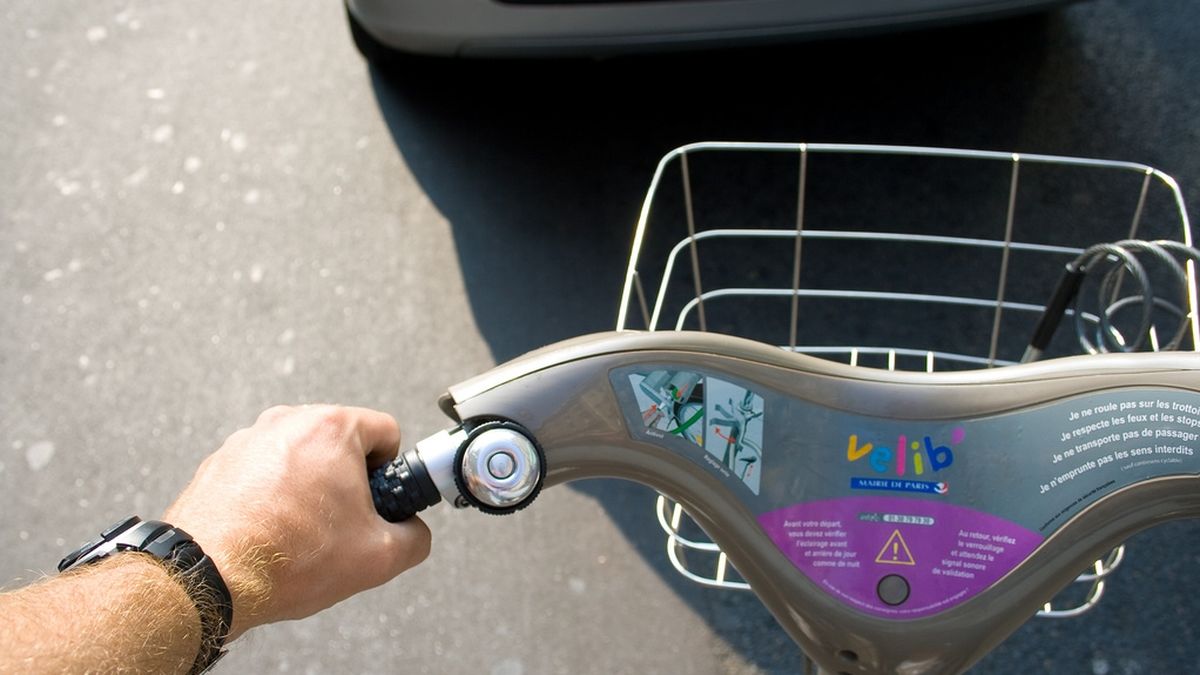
[370,144,1200,674]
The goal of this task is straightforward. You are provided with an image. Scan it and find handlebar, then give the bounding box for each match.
[370,330,1200,674]
[369,448,441,522]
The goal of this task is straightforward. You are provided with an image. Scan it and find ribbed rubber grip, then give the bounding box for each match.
[369,448,442,522]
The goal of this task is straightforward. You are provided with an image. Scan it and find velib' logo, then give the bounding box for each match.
[846,427,965,495]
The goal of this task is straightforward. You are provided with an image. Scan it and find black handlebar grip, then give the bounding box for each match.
[369,448,442,522]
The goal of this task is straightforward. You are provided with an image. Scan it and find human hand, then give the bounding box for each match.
[163,405,431,639]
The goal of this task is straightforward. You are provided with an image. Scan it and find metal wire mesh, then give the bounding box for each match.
[617,142,1196,617]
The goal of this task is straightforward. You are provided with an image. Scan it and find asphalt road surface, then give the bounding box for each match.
[4,1,1200,673]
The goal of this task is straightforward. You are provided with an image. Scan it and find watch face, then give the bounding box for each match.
[100,515,142,539]
[58,538,101,571]
[57,516,142,572]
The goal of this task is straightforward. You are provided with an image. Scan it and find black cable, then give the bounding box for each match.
[1022,239,1200,362]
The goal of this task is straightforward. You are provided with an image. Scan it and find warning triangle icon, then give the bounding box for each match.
[874,529,916,566]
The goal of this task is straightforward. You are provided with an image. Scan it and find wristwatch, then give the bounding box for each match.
[59,516,233,674]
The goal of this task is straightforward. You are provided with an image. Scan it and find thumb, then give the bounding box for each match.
[373,517,433,583]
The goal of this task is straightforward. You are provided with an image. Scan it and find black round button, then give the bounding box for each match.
[877,574,910,606]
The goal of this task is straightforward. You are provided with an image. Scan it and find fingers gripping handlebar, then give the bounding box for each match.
[369,330,1200,675]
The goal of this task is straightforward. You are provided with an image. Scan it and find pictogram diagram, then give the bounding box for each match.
[628,370,765,494]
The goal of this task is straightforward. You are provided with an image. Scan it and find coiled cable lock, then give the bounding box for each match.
[1023,239,1200,362]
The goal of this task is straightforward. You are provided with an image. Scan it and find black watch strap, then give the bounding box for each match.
[59,517,233,674]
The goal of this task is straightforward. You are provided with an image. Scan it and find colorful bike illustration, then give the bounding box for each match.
[710,390,764,483]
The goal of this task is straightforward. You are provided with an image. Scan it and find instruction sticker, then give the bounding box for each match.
[613,369,1200,620]
[626,369,765,494]
[1034,394,1199,530]
[759,497,1042,619]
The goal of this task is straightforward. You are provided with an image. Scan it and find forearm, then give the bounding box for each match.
[0,405,432,672]
[0,555,200,674]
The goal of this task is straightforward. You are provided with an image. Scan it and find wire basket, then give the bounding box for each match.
[615,142,1197,618]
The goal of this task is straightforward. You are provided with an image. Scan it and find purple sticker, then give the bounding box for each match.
[759,497,1043,619]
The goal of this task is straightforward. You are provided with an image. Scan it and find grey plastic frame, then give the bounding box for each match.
[439,329,1200,674]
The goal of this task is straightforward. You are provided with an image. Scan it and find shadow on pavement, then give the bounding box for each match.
[365,11,1200,672]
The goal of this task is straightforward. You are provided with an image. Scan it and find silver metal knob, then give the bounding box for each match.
[487,452,516,479]
[459,427,541,511]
